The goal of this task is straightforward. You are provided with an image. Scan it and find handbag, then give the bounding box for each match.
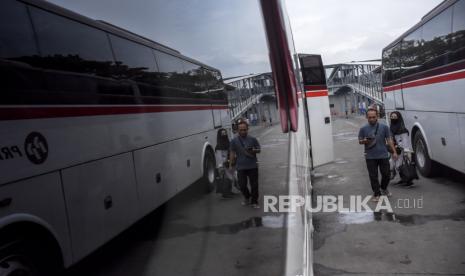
[398,155,419,183]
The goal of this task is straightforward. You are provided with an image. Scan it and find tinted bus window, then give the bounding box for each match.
[30,7,114,76]
[401,28,423,77]
[382,43,401,84]
[153,50,190,99]
[451,0,465,63]
[30,7,135,104]
[0,0,44,105]
[421,6,452,70]
[109,34,158,80]
[205,69,225,102]
[182,60,207,94]
[109,34,160,100]
[0,0,38,59]
[300,56,326,85]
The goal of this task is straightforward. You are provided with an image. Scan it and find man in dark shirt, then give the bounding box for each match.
[359,109,398,201]
[230,121,261,208]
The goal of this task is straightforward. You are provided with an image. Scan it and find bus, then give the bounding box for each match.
[260,1,333,275]
[382,0,465,176]
[0,0,229,274]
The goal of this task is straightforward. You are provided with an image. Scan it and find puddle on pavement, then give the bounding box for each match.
[327,175,340,179]
[337,210,465,226]
[334,159,348,164]
[158,215,291,239]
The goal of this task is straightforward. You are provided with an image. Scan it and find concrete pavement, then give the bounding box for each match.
[312,116,465,276]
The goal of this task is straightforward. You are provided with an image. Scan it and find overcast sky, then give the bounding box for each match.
[47,0,442,78]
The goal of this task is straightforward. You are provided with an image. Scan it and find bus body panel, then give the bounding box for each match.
[306,95,334,167]
[134,131,216,217]
[459,114,465,169]
[383,87,396,111]
[385,76,465,173]
[0,109,220,185]
[61,152,139,262]
[401,74,465,113]
[0,172,73,266]
[401,110,465,173]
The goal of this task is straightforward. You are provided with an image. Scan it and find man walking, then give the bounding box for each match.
[359,109,398,201]
[230,121,261,208]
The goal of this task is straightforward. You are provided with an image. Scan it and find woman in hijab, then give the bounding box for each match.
[389,111,414,185]
[215,128,236,198]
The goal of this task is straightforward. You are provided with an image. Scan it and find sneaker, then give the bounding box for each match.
[371,196,380,202]
[251,204,260,209]
[381,189,392,197]
[241,199,251,206]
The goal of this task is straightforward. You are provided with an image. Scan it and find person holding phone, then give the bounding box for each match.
[359,108,398,202]
[229,121,261,208]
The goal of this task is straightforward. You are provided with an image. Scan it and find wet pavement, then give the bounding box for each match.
[65,124,290,276]
[312,116,465,276]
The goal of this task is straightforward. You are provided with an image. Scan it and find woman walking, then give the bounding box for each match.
[389,111,417,186]
[215,128,236,198]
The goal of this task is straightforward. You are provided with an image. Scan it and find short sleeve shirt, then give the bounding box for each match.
[230,135,260,170]
[358,122,392,159]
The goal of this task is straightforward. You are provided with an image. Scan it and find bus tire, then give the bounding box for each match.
[413,131,437,177]
[0,238,59,276]
[203,149,216,193]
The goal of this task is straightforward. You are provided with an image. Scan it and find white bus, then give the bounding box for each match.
[382,0,465,176]
[260,1,334,275]
[0,0,229,274]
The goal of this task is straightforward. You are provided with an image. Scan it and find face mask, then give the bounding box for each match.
[391,119,399,124]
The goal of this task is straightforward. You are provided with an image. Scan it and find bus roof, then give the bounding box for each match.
[382,0,457,51]
[19,0,220,72]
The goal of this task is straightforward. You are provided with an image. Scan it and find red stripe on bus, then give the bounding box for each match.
[305,90,328,97]
[0,105,228,121]
[383,70,465,92]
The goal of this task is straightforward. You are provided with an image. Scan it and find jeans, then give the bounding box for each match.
[366,158,390,197]
[237,168,259,204]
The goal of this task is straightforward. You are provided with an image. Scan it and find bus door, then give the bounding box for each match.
[299,54,334,167]
[212,107,222,128]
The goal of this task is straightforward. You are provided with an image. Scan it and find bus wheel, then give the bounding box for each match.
[413,131,437,177]
[203,149,216,193]
[0,240,40,276]
[0,239,59,276]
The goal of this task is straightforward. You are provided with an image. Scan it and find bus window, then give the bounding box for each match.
[401,27,423,77]
[451,0,465,63]
[109,34,158,78]
[30,6,114,76]
[0,0,38,59]
[382,43,401,85]
[182,61,209,100]
[0,0,42,105]
[29,6,126,104]
[300,55,326,85]
[153,50,190,100]
[421,6,452,70]
[109,34,159,101]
